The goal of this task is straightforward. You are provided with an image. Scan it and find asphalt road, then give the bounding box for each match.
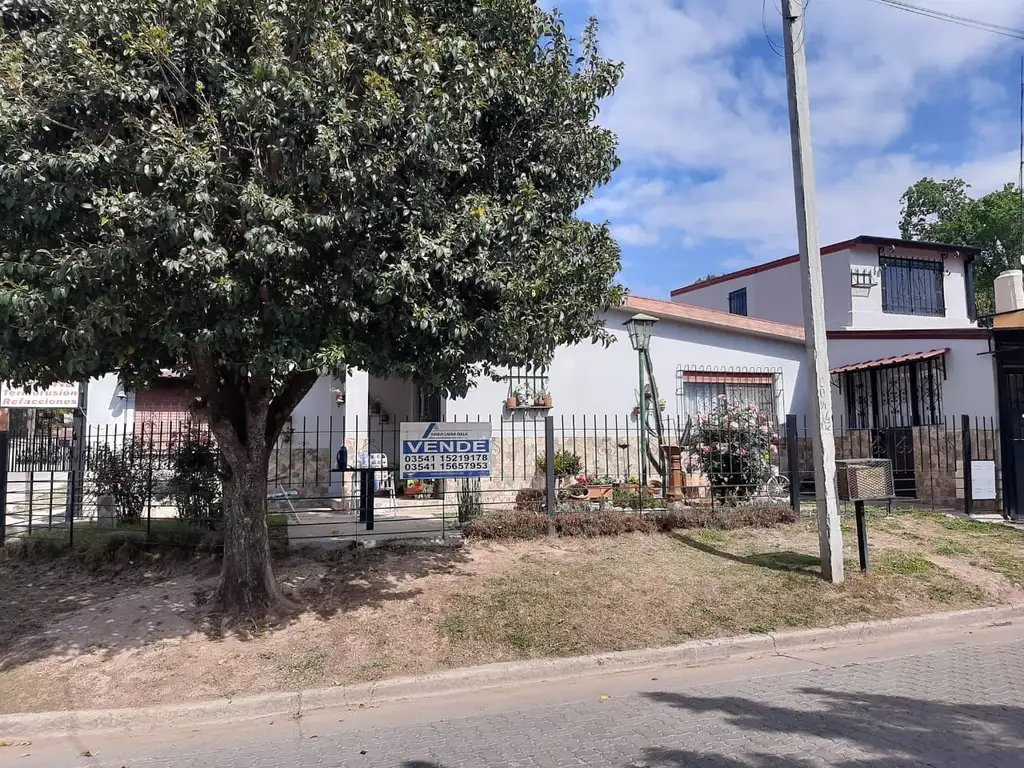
[11,621,1024,768]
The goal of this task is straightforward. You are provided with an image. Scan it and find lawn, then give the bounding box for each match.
[0,510,1021,714]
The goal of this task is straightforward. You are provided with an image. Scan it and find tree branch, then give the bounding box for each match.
[266,369,320,444]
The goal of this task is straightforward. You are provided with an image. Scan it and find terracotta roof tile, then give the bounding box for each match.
[623,295,805,344]
[830,348,949,375]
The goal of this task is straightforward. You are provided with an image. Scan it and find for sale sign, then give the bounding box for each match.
[400,422,492,480]
[0,381,80,409]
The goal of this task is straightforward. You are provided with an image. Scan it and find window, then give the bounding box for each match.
[842,358,944,429]
[879,256,945,317]
[680,371,778,423]
[728,288,747,316]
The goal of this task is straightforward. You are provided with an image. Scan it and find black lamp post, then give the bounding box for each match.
[624,313,658,495]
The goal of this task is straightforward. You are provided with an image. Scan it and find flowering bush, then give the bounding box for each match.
[690,398,778,499]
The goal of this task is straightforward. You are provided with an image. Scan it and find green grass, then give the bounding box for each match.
[934,540,972,557]
[872,551,937,576]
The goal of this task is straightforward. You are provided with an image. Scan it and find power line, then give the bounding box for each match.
[864,0,1024,41]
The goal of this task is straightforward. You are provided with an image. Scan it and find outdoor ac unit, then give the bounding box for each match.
[835,459,894,502]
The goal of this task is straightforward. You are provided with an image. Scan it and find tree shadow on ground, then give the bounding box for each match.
[0,542,469,673]
[672,533,822,577]
[638,688,1024,766]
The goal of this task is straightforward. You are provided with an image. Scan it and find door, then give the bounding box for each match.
[1003,367,1024,519]
[871,427,916,498]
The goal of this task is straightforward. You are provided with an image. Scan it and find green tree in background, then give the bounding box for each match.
[899,177,1023,315]
[0,0,624,620]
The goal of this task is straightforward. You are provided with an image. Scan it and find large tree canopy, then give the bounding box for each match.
[0,0,624,618]
[899,177,1022,315]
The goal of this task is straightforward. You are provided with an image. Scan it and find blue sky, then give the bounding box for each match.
[557,1,1024,299]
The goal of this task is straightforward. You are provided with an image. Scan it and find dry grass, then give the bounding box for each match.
[0,511,1021,713]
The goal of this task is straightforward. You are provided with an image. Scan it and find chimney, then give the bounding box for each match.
[994,270,1024,314]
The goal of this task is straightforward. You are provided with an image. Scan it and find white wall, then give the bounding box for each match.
[86,374,133,431]
[828,337,996,422]
[676,243,976,332]
[448,308,810,424]
[671,255,852,330]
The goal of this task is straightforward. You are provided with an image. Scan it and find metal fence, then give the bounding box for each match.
[0,410,1003,551]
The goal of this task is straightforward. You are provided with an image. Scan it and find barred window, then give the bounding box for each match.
[880,256,945,317]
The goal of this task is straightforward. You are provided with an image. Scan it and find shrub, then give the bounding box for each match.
[89,438,151,523]
[655,505,796,532]
[463,510,548,539]
[535,450,582,479]
[457,478,484,524]
[514,488,545,514]
[611,488,668,510]
[166,425,222,528]
[690,399,778,499]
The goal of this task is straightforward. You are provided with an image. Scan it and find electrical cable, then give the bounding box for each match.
[863,0,1024,41]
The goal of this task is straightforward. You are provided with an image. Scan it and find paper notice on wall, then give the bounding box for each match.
[971,460,997,501]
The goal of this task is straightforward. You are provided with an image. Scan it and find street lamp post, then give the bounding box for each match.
[625,314,658,498]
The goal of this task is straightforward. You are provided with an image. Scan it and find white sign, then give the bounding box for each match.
[400,422,492,480]
[971,460,997,500]
[0,381,80,409]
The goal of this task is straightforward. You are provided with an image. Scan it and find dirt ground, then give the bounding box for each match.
[1,510,1022,714]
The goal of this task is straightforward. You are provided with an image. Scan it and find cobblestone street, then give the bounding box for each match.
[18,621,1024,767]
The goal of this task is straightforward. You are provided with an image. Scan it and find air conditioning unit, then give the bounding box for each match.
[836,459,894,502]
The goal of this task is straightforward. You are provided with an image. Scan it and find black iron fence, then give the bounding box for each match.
[0,410,1003,551]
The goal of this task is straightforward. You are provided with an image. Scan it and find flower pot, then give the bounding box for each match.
[506,397,518,409]
[586,484,614,500]
[542,396,553,407]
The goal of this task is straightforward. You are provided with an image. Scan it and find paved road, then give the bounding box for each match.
[13,621,1024,767]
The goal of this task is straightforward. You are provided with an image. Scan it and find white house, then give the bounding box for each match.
[670,235,995,428]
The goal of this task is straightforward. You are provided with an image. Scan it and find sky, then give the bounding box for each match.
[556,0,1024,299]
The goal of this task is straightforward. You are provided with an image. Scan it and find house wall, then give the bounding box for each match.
[670,256,852,329]
[673,243,975,332]
[85,373,134,431]
[448,308,810,423]
[828,337,996,422]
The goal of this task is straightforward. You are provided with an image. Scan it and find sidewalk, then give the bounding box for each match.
[13,614,1024,767]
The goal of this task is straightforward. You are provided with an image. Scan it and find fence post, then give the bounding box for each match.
[786,415,799,516]
[0,409,8,547]
[545,416,556,537]
[962,414,973,516]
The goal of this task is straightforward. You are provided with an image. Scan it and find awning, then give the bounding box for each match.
[830,348,949,375]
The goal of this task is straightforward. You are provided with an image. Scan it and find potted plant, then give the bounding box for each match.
[404,479,424,497]
[533,387,552,408]
[580,474,615,500]
[506,392,519,409]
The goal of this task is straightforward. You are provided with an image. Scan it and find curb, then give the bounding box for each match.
[2,604,1021,738]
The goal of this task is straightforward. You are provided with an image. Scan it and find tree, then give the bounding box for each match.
[899,177,1022,315]
[0,0,624,620]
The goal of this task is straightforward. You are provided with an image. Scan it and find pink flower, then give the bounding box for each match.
[739,449,748,456]
[703,445,712,453]
[698,413,709,422]
[769,444,778,454]
[729,421,739,430]
[748,403,758,411]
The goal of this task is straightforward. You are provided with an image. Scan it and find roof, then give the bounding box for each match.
[621,295,805,344]
[829,348,949,375]
[671,235,983,297]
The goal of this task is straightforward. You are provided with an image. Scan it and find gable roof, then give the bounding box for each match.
[621,295,805,344]
[670,235,982,297]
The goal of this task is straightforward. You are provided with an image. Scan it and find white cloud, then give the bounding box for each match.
[575,0,1024,275]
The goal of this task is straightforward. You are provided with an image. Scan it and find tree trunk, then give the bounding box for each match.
[214,448,295,621]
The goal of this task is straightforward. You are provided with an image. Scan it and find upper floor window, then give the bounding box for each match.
[879,256,945,317]
[728,288,747,316]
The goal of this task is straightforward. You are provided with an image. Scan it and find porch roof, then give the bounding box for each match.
[830,348,949,375]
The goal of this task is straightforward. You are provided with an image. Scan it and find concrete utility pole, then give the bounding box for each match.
[781,0,844,583]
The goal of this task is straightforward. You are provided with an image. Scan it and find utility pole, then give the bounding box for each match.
[781,0,844,583]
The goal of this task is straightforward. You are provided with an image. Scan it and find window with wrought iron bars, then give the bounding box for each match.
[842,358,944,429]
[728,287,747,316]
[679,370,779,424]
[879,256,945,317]
[504,366,551,409]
